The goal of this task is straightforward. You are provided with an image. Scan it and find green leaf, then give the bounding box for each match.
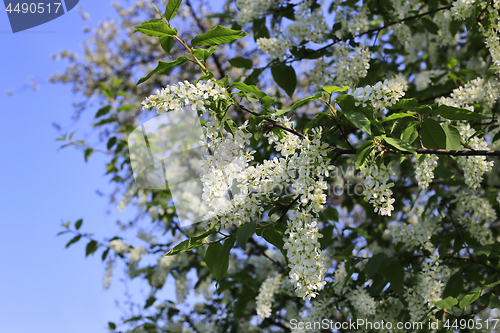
[102,248,109,261]
[319,225,334,249]
[392,117,417,134]
[164,0,182,21]
[389,98,418,110]
[84,148,94,162]
[401,122,418,144]
[134,22,177,38]
[108,322,116,330]
[480,293,500,309]
[483,280,500,288]
[86,240,98,256]
[96,106,112,117]
[231,82,266,98]
[137,57,189,85]
[421,17,440,35]
[224,119,238,136]
[236,222,256,251]
[365,253,385,279]
[322,85,349,94]
[449,18,462,36]
[420,118,447,149]
[341,109,372,134]
[190,227,217,242]
[166,237,204,256]
[459,290,481,310]
[384,259,404,296]
[303,113,329,135]
[205,237,235,281]
[442,124,462,150]
[383,113,415,122]
[262,228,287,259]
[191,26,248,46]
[160,36,175,55]
[192,46,219,61]
[323,206,339,222]
[385,137,417,156]
[443,272,463,298]
[356,140,374,168]
[66,235,82,248]
[435,297,458,309]
[252,18,270,41]
[107,137,117,150]
[275,92,322,116]
[74,219,83,230]
[244,68,263,85]
[144,296,156,309]
[228,57,253,69]
[261,95,275,109]
[430,105,489,120]
[271,63,297,98]
[446,57,458,70]
[117,105,135,112]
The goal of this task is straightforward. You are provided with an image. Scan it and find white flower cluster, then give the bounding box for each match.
[392,23,412,46]
[256,274,282,319]
[455,191,496,245]
[455,190,497,222]
[332,43,371,86]
[141,79,226,114]
[256,1,328,59]
[458,124,494,189]
[436,77,500,111]
[201,115,332,300]
[413,70,445,91]
[130,246,146,262]
[268,124,331,300]
[235,0,278,26]
[199,121,257,229]
[451,0,475,20]
[152,255,176,288]
[390,210,439,251]
[284,212,327,300]
[434,10,461,46]
[481,22,500,71]
[461,217,494,245]
[390,0,420,20]
[342,7,370,37]
[256,37,291,60]
[348,285,377,316]
[404,255,449,322]
[300,297,336,333]
[360,163,396,216]
[333,261,348,295]
[287,0,329,44]
[330,1,371,39]
[175,272,190,304]
[110,239,130,254]
[307,45,371,87]
[415,154,439,190]
[353,77,407,111]
[103,258,114,289]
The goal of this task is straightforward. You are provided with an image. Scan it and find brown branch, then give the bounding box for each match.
[277,195,301,223]
[237,103,305,138]
[237,105,500,156]
[248,237,288,273]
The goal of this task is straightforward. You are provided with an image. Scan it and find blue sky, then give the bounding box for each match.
[0,2,163,332]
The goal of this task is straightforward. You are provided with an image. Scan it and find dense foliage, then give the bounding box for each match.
[55,0,500,332]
